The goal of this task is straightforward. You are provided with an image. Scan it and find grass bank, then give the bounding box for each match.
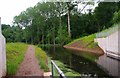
[35,46,49,72]
[67,34,96,48]
[65,34,104,55]
[6,42,28,75]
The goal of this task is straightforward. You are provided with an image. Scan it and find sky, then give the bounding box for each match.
[0,0,99,25]
[0,0,40,25]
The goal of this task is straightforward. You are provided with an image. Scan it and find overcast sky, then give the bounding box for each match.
[0,0,40,25]
[0,0,99,25]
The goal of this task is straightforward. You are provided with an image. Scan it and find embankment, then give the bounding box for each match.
[64,34,104,56]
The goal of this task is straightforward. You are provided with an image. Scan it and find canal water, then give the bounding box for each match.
[97,54,120,76]
[41,45,119,77]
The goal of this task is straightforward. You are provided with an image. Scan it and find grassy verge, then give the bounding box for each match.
[35,46,49,72]
[6,42,28,75]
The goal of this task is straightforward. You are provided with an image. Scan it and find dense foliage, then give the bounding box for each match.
[2,2,119,45]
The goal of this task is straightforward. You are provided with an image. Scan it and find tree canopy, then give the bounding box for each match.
[2,2,119,45]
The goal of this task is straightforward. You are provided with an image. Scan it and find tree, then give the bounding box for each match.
[66,2,78,37]
[11,1,119,45]
[112,10,120,23]
[94,2,118,31]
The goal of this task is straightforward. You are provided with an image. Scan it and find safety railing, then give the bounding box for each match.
[51,60,66,78]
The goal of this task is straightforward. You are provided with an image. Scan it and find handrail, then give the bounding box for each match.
[51,60,66,78]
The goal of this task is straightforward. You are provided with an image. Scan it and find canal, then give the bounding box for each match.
[41,45,119,77]
[97,54,120,76]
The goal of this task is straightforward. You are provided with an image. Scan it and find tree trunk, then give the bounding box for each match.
[37,27,39,44]
[59,15,62,27]
[25,39,27,44]
[53,38,55,45]
[53,33,55,45]
[69,54,72,68]
[68,10,71,37]
[25,31,27,44]
[53,28,56,45]
[58,2,62,28]
[42,32,44,44]
[31,35,33,44]
[48,37,50,44]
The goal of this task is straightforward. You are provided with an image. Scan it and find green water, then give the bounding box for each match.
[41,45,109,77]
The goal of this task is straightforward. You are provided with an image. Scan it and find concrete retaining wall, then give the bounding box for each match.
[0,18,6,78]
[0,34,6,77]
[106,31,118,54]
[94,38,106,53]
[94,30,119,58]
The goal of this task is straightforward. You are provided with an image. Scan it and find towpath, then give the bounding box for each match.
[16,45,44,76]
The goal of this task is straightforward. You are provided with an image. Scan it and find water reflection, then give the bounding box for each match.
[41,45,109,77]
[97,54,120,76]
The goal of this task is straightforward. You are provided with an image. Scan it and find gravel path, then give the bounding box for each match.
[16,45,44,76]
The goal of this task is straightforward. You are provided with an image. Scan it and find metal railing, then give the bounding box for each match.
[51,60,66,78]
